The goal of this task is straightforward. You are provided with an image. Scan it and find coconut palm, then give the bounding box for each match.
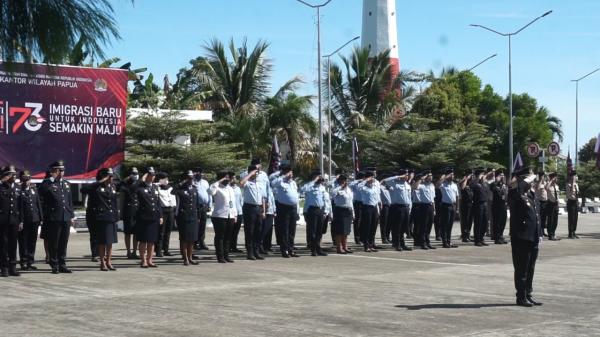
[192,38,271,120]
[0,0,122,63]
[266,78,317,167]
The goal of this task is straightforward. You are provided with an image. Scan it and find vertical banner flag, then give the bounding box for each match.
[566,150,574,176]
[268,135,281,175]
[595,132,600,170]
[0,62,128,182]
[352,136,360,176]
[513,152,524,173]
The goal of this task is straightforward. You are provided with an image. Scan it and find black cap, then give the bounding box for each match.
[356,171,365,179]
[474,167,486,175]
[194,167,203,174]
[495,170,505,177]
[19,170,31,179]
[248,165,258,173]
[397,169,408,176]
[145,167,156,175]
[216,171,229,180]
[514,167,531,177]
[414,172,424,180]
[337,174,348,182]
[310,169,321,179]
[130,167,139,175]
[184,170,194,178]
[464,168,473,176]
[422,169,432,176]
[251,158,261,166]
[49,160,65,169]
[156,172,168,180]
[444,168,454,175]
[1,165,17,177]
[96,168,114,181]
[548,172,558,179]
[486,167,495,173]
[364,171,375,178]
[280,165,292,174]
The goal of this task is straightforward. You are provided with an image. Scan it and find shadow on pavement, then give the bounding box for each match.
[395,303,515,310]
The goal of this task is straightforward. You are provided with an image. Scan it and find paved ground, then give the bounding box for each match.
[1,214,599,337]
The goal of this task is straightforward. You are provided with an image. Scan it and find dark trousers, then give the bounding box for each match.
[379,204,390,241]
[275,202,297,253]
[46,221,70,267]
[18,221,39,265]
[262,214,274,250]
[511,238,539,299]
[87,215,98,258]
[492,204,507,241]
[0,224,19,268]
[305,206,324,252]
[460,203,473,239]
[440,203,455,244]
[390,204,410,248]
[360,205,378,248]
[196,206,208,245]
[230,215,243,250]
[243,204,263,255]
[352,201,362,241]
[434,202,441,239]
[567,199,579,234]
[414,204,434,246]
[473,202,489,243]
[546,201,559,236]
[157,207,174,252]
[538,200,548,231]
[212,217,234,260]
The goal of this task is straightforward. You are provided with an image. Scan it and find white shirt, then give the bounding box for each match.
[209,183,237,218]
[157,185,177,208]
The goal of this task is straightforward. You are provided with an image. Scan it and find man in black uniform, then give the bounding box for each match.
[471,168,489,246]
[0,165,23,277]
[459,169,474,242]
[508,167,543,307]
[18,170,43,270]
[118,167,140,259]
[491,170,508,244]
[39,161,75,274]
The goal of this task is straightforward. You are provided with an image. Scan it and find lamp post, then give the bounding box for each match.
[571,67,600,167]
[468,53,498,72]
[470,10,553,175]
[295,0,333,175]
[323,35,360,179]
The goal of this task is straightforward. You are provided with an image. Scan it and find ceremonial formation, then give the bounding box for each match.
[0,158,583,307]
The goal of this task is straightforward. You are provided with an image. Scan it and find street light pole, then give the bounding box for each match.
[470,10,552,175]
[467,53,498,72]
[571,67,600,167]
[323,36,360,179]
[296,0,333,175]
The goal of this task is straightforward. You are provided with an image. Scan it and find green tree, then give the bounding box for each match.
[265,78,317,167]
[192,38,271,120]
[578,137,598,163]
[577,161,600,199]
[0,0,123,63]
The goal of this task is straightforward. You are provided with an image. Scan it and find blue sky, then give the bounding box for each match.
[106,0,600,155]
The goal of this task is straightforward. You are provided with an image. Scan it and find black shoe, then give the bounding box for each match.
[442,243,450,248]
[290,251,300,258]
[382,239,390,244]
[231,248,244,253]
[426,244,436,250]
[516,298,533,307]
[247,255,256,261]
[217,259,227,263]
[163,251,173,256]
[435,236,442,241]
[131,253,139,259]
[51,267,59,274]
[8,267,21,277]
[394,247,403,252]
[21,264,29,271]
[281,251,290,258]
[573,234,580,239]
[419,245,429,250]
[58,266,72,273]
[449,244,458,248]
[193,243,201,250]
[0,268,8,277]
[91,256,99,262]
[127,252,133,259]
[191,255,200,260]
[401,245,413,251]
[462,237,470,243]
[155,252,163,258]
[481,242,489,246]
[254,254,265,260]
[311,251,317,257]
[189,260,199,265]
[224,257,234,263]
[258,247,267,255]
[475,242,483,247]
[526,296,543,306]
[107,265,117,271]
[199,243,210,250]
[317,251,328,256]
[27,264,38,270]
[354,238,361,244]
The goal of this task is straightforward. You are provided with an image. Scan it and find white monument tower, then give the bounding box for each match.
[361,0,400,80]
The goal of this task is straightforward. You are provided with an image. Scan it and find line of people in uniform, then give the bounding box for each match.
[0,157,581,277]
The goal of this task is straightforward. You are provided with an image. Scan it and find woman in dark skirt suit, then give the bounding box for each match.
[172,171,199,266]
[331,174,354,254]
[118,167,140,259]
[81,168,119,271]
[135,167,163,268]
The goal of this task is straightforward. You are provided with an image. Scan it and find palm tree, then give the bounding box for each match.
[265,78,317,167]
[192,38,271,120]
[328,47,417,134]
[0,0,123,63]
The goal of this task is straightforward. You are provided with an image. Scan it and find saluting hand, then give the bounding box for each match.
[160,217,164,225]
[18,223,23,232]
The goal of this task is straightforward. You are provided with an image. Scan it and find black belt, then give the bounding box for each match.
[391,204,410,207]
[243,203,261,208]
[441,203,455,206]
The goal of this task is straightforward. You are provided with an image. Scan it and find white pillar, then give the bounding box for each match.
[361,0,400,77]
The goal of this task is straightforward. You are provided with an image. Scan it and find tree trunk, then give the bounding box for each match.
[286,128,296,168]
